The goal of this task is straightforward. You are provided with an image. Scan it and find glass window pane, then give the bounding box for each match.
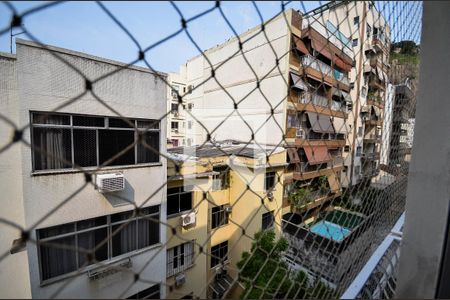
[73,116,105,127]
[112,222,137,257]
[109,118,135,128]
[32,128,72,170]
[73,129,97,167]
[77,228,108,267]
[137,216,159,249]
[137,120,159,129]
[137,132,160,163]
[33,113,70,125]
[98,130,135,166]
[77,216,107,230]
[39,236,77,280]
[167,194,180,216]
[111,210,134,223]
[38,223,75,239]
[179,192,192,212]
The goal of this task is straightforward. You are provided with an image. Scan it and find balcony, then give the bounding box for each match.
[289,93,348,118]
[287,128,346,147]
[299,55,351,92]
[363,133,381,143]
[367,94,385,109]
[367,73,386,90]
[372,34,389,54]
[292,161,344,181]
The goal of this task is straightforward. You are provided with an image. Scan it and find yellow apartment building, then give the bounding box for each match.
[164,141,286,299]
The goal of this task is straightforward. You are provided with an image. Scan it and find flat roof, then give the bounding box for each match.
[15,38,166,77]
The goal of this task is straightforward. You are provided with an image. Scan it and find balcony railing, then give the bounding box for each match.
[293,126,346,141]
[301,55,350,86]
[296,93,347,113]
[362,152,380,160]
[302,18,354,58]
[364,133,381,141]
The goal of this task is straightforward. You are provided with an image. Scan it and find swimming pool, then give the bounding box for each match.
[310,220,351,242]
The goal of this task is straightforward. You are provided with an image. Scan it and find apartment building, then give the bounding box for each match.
[167,70,189,148]
[165,141,285,299]
[0,39,167,298]
[307,1,391,186]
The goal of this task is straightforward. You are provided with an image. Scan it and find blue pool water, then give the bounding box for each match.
[310,221,351,242]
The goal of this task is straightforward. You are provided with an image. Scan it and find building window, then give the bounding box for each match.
[366,24,372,38]
[187,120,193,130]
[167,242,194,277]
[352,38,358,47]
[187,103,194,110]
[212,165,230,190]
[187,138,192,146]
[358,126,363,136]
[211,241,228,268]
[265,171,277,191]
[171,122,179,131]
[171,139,179,147]
[31,112,160,171]
[368,3,373,10]
[167,186,193,216]
[353,16,360,27]
[262,211,274,230]
[356,146,362,156]
[211,205,229,229]
[344,145,350,152]
[37,206,160,282]
[355,165,361,175]
[127,284,161,299]
[171,103,178,113]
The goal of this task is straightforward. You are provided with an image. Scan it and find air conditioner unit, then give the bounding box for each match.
[224,204,232,214]
[175,273,186,287]
[181,212,196,227]
[96,173,125,193]
[296,128,305,138]
[267,191,274,201]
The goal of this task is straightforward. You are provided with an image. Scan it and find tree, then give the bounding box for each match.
[289,187,312,209]
[237,230,335,299]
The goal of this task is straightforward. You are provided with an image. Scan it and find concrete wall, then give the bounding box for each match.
[0,53,31,298]
[12,40,168,298]
[184,13,290,146]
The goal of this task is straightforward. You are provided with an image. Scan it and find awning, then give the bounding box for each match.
[334,54,352,73]
[287,148,300,163]
[332,87,351,102]
[304,146,332,165]
[293,36,309,55]
[364,64,376,74]
[306,112,335,134]
[376,66,385,82]
[290,72,309,91]
[305,27,353,65]
[332,117,348,134]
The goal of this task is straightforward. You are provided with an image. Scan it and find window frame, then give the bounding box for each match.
[211,205,229,229]
[166,241,195,277]
[264,171,277,191]
[262,211,275,231]
[352,38,358,47]
[210,241,228,268]
[36,206,160,285]
[167,186,193,218]
[30,112,161,173]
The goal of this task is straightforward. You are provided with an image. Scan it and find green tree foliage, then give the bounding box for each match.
[237,230,336,299]
[289,187,312,209]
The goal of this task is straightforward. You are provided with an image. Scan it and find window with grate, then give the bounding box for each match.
[171,122,179,130]
[36,205,160,281]
[167,186,193,217]
[211,241,228,268]
[356,146,362,156]
[31,112,160,171]
[167,242,194,277]
[262,211,274,230]
[211,205,229,229]
[171,103,178,113]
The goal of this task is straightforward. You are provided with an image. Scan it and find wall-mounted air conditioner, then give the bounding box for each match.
[267,191,274,202]
[181,212,196,227]
[96,173,125,193]
[175,273,186,287]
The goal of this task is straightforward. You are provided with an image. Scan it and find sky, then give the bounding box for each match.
[0,1,422,73]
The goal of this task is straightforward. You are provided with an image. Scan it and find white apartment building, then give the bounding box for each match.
[313,1,391,186]
[0,39,167,298]
[167,70,190,148]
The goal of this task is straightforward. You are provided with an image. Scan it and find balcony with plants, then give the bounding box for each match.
[287,176,333,211]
